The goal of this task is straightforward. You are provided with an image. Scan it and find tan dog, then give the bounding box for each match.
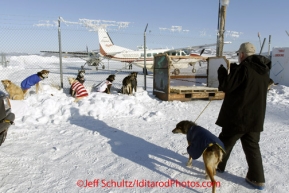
[1,80,24,100]
[21,70,50,96]
[172,120,225,193]
[68,77,88,102]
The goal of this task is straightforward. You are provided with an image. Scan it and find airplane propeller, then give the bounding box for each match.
[199,48,205,56]
[199,48,205,66]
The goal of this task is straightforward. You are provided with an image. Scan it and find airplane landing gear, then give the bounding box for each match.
[92,61,105,70]
[190,63,196,73]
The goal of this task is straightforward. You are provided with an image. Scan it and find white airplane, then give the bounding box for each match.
[40,48,105,70]
[98,28,228,74]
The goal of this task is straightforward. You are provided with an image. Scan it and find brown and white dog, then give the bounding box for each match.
[172,120,225,193]
[21,70,49,96]
[68,77,88,102]
[1,80,24,100]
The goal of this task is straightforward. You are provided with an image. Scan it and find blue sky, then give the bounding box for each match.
[0,0,289,53]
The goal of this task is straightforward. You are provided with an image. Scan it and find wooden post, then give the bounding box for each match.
[218,5,227,57]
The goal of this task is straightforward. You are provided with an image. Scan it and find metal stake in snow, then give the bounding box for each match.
[194,100,212,123]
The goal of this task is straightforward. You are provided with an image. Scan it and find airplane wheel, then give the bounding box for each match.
[102,65,105,69]
[192,68,196,73]
[173,69,180,75]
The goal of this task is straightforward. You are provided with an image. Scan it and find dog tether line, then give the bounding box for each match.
[194,100,212,123]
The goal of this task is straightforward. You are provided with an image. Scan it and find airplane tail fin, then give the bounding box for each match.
[98,28,132,56]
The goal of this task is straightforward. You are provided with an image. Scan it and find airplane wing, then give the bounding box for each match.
[40,50,99,58]
[40,49,106,69]
[165,41,232,53]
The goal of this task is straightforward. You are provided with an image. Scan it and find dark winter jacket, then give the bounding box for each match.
[216,55,271,132]
[187,126,225,160]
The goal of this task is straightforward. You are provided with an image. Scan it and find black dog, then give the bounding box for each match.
[105,74,115,94]
[76,69,85,84]
[94,74,115,94]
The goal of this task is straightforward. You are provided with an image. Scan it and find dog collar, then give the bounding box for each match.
[41,73,49,79]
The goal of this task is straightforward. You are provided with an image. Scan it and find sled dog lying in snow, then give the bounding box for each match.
[172,120,225,193]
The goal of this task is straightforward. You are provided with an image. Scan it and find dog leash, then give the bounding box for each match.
[113,65,132,75]
[194,100,212,123]
[92,66,127,88]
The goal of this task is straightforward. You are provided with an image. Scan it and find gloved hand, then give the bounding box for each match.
[229,63,238,72]
[218,65,227,91]
[218,65,227,79]
[230,63,238,68]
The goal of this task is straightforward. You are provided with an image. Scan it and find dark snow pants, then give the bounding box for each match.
[217,128,265,183]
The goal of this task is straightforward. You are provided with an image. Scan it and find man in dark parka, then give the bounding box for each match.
[216,42,271,190]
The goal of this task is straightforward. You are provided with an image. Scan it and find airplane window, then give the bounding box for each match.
[147,53,152,57]
[181,51,186,56]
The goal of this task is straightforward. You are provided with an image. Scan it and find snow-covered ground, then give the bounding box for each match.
[0,55,288,193]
